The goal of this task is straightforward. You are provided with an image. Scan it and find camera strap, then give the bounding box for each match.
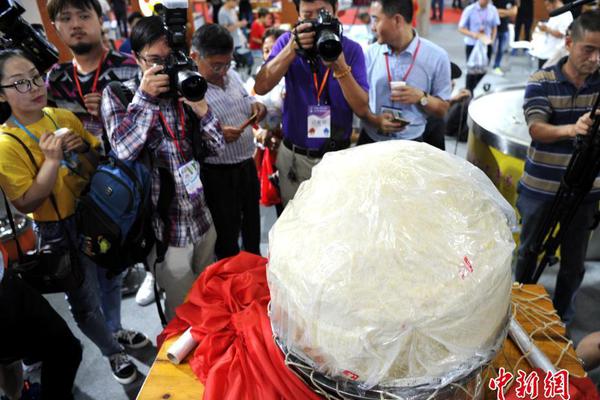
[158,103,188,162]
[72,50,107,101]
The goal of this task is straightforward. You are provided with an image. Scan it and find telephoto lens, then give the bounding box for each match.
[177,70,208,102]
[316,30,342,62]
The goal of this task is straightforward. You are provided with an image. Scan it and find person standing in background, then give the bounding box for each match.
[458,0,500,92]
[491,0,517,75]
[514,0,533,43]
[530,0,573,69]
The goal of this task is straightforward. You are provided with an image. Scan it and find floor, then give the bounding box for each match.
[11,20,600,400]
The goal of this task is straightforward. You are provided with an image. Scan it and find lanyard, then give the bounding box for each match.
[385,39,421,88]
[313,68,331,106]
[158,102,187,162]
[478,8,488,29]
[72,52,106,102]
[9,114,77,171]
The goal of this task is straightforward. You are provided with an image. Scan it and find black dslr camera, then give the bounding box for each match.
[299,8,343,62]
[154,1,207,101]
[0,0,59,73]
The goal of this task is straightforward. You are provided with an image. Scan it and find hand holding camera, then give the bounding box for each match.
[292,22,317,52]
[140,64,171,98]
[292,9,343,62]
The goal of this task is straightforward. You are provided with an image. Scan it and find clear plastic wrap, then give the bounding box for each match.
[267,141,515,393]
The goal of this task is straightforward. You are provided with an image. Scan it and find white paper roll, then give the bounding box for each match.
[166,327,198,365]
[508,317,557,373]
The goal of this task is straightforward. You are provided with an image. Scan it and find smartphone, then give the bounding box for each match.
[392,117,411,127]
[239,111,259,130]
[381,107,410,127]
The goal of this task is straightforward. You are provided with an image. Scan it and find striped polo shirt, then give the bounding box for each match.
[519,57,600,202]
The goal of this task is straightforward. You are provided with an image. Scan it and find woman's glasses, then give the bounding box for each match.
[0,75,45,94]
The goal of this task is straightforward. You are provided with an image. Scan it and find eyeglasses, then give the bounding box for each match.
[138,53,171,66]
[0,75,45,94]
[202,58,232,74]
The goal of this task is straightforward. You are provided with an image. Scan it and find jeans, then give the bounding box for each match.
[493,30,510,68]
[0,272,82,399]
[36,217,123,356]
[514,194,597,323]
[431,0,444,19]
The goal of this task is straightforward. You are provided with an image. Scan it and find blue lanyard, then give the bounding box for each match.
[10,113,79,171]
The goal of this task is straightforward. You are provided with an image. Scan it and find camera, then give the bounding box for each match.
[301,9,343,62]
[0,0,59,73]
[154,0,207,101]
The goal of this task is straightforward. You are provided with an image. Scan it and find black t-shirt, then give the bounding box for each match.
[493,0,514,32]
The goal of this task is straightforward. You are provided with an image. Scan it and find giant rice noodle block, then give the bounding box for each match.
[268,141,515,388]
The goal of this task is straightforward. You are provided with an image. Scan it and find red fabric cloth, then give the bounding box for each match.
[249,20,266,50]
[259,147,281,207]
[158,252,321,400]
[502,368,600,400]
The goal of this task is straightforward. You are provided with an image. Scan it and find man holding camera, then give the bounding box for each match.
[46,0,139,147]
[359,0,451,145]
[190,24,265,260]
[101,17,225,321]
[515,10,600,323]
[254,0,369,207]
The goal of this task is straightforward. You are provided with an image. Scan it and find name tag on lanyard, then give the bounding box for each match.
[307,68,331,139]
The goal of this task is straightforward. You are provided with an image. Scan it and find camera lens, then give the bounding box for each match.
[316,30,342,62]
[178,70,208,102]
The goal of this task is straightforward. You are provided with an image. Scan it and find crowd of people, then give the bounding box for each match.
[0,0,599,397]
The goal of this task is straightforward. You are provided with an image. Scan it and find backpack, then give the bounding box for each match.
[77,153,155,275]
[77,81,164,276]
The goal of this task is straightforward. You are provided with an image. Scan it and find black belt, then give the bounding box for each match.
[203,158,253,170]
[283,138,350,158]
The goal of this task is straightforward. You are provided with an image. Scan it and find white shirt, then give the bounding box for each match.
[531,12,573,60]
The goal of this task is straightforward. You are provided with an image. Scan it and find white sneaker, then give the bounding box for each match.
[135,272,155,306]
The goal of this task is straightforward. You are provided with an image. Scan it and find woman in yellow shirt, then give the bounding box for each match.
[0,49,147,385]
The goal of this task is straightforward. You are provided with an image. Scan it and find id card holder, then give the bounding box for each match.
[178,160,203,200]
[307,105,331,138]
[380,105,405,122]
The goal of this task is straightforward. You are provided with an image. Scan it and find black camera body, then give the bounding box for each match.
[0,0,59,73]
[154,1,207,101]
[301,9,343,62]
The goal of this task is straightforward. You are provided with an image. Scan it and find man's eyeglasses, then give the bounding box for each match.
[138,54,171,66]
[202,58,232,74]
[0,75,45,94]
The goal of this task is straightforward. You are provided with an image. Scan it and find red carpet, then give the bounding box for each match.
[431,7,462,25]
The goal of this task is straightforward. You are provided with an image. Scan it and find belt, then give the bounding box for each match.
[203,158,253,170]
[283,138,351,158]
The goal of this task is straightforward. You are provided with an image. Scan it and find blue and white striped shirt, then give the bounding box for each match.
[204,70,257,165]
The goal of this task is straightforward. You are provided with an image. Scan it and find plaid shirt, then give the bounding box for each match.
[47,50,139,140]
[101,78,225,247]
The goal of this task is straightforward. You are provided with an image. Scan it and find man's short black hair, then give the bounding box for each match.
[263,28,285,42]
[373,0,413,24]
[570,10,600,42]
[130,16,167,55]
[257,7,269,18]
[47,0,102,21]
[128,11,144,25]
[292,0,337,14]
[191,24,234,57]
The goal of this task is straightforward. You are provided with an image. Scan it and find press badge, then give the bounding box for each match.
[307,105,331,139]
[178,160,203,199]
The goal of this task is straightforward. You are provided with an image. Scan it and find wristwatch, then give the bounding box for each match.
[419,91,429,107]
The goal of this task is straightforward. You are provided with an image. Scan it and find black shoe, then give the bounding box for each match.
[109,352,137,384]
[114,329,150,349]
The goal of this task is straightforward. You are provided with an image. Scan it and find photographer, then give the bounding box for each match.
[190,24,265,260]
[515,10,600,323]
[46,0,139,144]
[359,0,451,145]
[101,17,225,321]
[254,0,369,207]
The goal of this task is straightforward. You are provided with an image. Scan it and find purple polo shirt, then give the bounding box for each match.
[267,32,368,150]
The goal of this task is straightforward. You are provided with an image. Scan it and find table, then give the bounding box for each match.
[136,284,585,400]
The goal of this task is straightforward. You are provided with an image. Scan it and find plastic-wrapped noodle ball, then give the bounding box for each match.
[268,141,515,390]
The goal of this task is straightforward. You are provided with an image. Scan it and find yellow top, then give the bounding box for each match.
[0,107,100,222]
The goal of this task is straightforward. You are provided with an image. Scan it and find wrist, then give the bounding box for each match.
[44,158,61,167]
